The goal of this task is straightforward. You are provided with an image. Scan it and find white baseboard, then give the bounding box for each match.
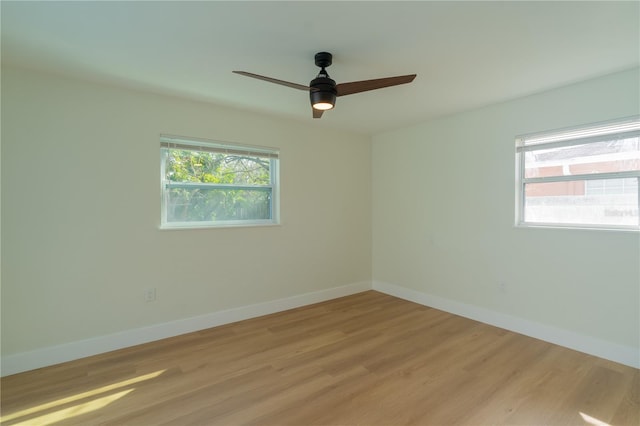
[1,281,372,377]
[373,281,639,369]
[5,280,636,376]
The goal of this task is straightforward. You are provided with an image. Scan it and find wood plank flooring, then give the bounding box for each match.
[1,291,638,425]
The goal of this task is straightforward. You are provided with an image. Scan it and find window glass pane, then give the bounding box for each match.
[586,178,638,195]
[160,139,278,228]
[584,179,605,195]
[166,188,272,222]
[165,149,271,185]
[524,137,640,179]
[524,179,639,227]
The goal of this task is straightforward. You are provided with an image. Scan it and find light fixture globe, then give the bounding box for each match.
[310,74,337,110]
[311,90,336,110]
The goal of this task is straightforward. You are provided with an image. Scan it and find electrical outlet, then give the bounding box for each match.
[499,282,507,294]
[144,287,157,302]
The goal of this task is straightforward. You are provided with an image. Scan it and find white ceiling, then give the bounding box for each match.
[2,1,639,135]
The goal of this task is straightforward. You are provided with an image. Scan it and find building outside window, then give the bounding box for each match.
[515,117,640,230]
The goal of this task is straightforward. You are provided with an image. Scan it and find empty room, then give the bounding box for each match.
[1,1,639,425]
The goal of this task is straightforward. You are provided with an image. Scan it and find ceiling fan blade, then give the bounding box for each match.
[336,74,416,97]
[233,71,309,91]
[312,108,324,119]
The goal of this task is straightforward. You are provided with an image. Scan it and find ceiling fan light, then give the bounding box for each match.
[310,90,336,110]
[313,102,334,111]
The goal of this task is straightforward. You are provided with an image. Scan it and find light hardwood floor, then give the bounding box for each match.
[1,291,638,425]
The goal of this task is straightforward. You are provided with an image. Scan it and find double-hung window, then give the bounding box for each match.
[160,135,279,228]
[515,117,640,231]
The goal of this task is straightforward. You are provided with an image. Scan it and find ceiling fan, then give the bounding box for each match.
[233,52,417,118]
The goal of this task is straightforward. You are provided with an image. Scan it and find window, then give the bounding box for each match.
[515,117,640,230]
[160,135,279,228]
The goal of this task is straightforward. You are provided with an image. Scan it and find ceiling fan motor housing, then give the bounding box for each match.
[310,52,337,109]
[310,75,337,109]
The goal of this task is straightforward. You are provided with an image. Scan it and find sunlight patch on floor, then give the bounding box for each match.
[1,369,166,425]
[12,389,134,426]
[580,411,611,426]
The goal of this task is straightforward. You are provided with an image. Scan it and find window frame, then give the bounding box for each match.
[515,117,640,232]
[160,135,280,229]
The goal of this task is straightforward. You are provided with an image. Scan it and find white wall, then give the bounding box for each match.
[2,65,638,374]
[372,68,640,361]
[1,67,371,364]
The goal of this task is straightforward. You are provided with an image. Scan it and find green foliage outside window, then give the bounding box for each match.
[164,149,274,223]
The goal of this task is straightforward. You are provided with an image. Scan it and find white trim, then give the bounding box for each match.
[160,137,280,229]
[0,281,372,377]
[516,115,640,148]
[5,280,637,376]
[515,221,639,233]
[372,281,640,369]
[514,117,640,230]
[523,170,640,184]
[160,134,279,158]
[159,219,280,230]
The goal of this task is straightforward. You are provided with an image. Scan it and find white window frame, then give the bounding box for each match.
[515,116,640,231]
[160,135,280,229]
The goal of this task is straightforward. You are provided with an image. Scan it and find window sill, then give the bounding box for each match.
[514,222,639,233]
[160,220,280,231]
